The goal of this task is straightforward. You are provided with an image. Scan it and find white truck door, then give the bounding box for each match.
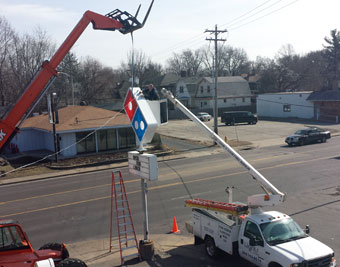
[239,220,267,267]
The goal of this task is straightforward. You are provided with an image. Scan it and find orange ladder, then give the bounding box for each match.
[110,171,140,265]
[185,198,248,216]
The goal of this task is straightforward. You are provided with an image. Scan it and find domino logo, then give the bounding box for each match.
[124,89,138,121]
[131,107,148,142]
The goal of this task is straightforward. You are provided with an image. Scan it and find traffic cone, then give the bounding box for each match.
[171,216,180,233]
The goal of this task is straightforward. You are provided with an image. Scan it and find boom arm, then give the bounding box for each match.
[0,3,153,151]
[161,88,285,208]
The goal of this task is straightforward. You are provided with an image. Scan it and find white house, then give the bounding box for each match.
[11,106,136,157]
[175,77,199,108]
[196,76,252,109]
[257,92,314,119]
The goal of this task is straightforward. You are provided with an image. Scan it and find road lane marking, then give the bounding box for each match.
[0,178,140,205]
[1,153,338,216]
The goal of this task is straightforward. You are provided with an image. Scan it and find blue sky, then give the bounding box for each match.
[0,0,339,69]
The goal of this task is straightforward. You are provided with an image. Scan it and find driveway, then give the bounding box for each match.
[157,118,340,148]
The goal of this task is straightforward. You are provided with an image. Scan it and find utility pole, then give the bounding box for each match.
[205,25,227,138]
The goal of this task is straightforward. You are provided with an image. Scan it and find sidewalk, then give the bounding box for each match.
[67,233,198,267]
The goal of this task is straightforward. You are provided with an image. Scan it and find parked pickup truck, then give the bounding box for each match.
[188,199,336,267]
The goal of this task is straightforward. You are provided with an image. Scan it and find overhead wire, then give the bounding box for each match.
[223,0,283,28]
[150,0,301,63]
[229,0,300,31]
[220,0,273,27]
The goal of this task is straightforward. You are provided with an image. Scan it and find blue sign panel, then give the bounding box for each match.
[132,107,148,142]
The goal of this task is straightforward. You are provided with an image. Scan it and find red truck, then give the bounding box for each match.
[0,219,86,266]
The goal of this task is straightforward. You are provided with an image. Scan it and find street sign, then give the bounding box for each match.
[128,151,158,181]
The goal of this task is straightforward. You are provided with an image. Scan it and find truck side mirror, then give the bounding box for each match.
[305,225,310,234]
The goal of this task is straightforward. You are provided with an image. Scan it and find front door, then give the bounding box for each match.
[239,220,267,266]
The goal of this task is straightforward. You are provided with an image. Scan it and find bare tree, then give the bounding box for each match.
[166,48,204,77]
[8,27,56,107]
[0,16,15,107]
[120,49,163,86]
[78,57,118,104]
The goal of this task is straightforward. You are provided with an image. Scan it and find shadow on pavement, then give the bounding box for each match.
[121,244,254,267]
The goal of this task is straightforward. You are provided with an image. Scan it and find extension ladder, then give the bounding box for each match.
[110,171,140,264]
[185,198,248,216]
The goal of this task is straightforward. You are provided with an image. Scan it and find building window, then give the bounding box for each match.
[98,129,117,151]
[283,104,291,112]
[76,131,96,154]
[200,86,203,93]
[179,86,184,93]
[224,99,227,103]
[207,86,210,93]
[242,97,245,102]
[118,127,136,149]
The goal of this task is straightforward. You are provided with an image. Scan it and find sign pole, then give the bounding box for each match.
[141,177,149,240]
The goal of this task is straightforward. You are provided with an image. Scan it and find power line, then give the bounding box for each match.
[220,0,278,28]
[150,0,301,63]
[229,0,300,31]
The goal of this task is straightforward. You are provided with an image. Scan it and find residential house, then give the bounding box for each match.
[307,90,340,123]
[174,77,199,108]
[11,106,136,157]
[196,76,253,112]
[257,92,314,119]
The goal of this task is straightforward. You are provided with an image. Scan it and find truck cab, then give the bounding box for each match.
[239,211,336,267]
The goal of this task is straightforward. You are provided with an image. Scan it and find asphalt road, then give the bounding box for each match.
[1,136,340,264]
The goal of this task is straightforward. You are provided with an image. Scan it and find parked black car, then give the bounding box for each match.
[221,111,257,126]
[285,128,330,146]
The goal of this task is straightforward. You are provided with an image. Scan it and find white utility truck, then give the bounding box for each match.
[160,88,336,267]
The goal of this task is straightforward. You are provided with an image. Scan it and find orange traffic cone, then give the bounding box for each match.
[171,216,180,233]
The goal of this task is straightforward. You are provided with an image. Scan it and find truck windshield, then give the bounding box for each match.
[259,218,307,246]
[0,226,30,251]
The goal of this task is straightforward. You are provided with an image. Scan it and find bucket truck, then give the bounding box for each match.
[160,88,336,267]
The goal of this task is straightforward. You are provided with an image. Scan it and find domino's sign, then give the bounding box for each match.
[124,87,158,145]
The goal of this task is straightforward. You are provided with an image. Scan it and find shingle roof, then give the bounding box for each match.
[21,106,130,133]
[160,73,180,86]
[306,90,340,101]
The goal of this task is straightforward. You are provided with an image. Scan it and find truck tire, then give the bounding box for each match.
[58,258,87,267]
[269,263,282,267]
[321,136,326,143]
[204,236,220,258]
[39,243,69,259]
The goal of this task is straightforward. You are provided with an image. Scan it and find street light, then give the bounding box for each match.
[58,71,74,105]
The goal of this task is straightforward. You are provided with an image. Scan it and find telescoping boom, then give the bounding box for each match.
[161,88,285,208]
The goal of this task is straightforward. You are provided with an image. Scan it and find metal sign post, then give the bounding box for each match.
[141,178,149,240]
[128,151,158,259]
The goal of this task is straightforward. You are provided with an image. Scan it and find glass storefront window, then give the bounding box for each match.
[76,131,96,154]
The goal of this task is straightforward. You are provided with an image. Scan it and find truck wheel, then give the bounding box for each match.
[269,263,283,267]
[39,243,69,259]
[205,236,219,258]
[58,258,87,267]
[321,136,326,143]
